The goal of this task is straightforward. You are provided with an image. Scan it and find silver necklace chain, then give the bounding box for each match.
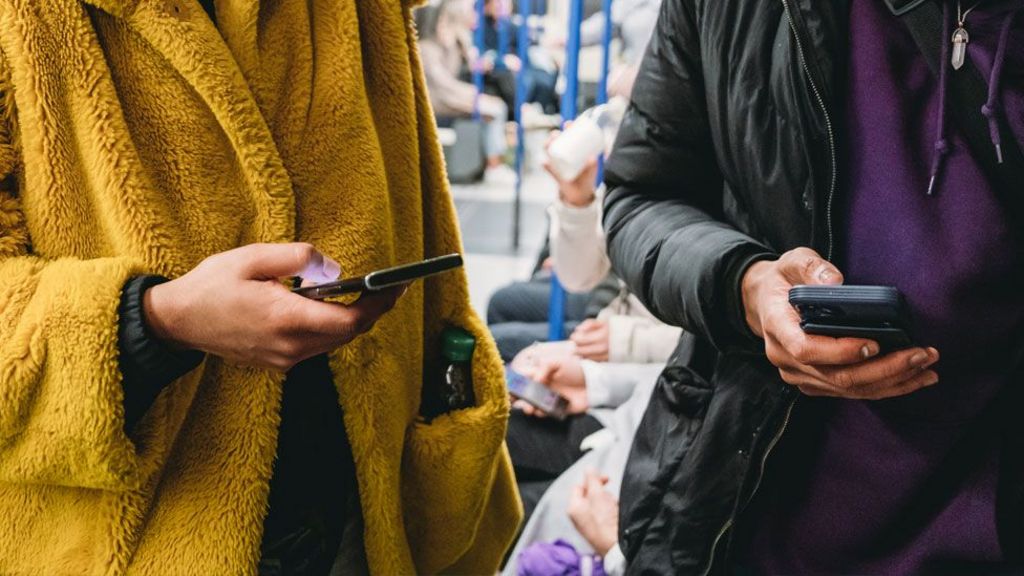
[957,0,984,26]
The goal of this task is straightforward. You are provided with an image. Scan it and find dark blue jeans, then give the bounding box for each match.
[486,278,590,362]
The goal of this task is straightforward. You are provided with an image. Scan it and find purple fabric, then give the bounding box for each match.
[516,540,608,576]
[745,0,1024,573]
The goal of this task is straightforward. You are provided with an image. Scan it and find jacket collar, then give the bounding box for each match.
[78,0,295,243]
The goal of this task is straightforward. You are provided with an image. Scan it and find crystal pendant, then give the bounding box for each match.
[952,27,969,70]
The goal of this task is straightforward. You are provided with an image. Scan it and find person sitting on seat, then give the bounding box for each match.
[417,0,517,184]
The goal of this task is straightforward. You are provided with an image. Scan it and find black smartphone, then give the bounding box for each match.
[506,369,570,421]
[789,285,914,351]
[292,253,463,300]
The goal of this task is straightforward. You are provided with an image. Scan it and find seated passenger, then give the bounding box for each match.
[503,357,663,576]
[416,0,516,183]
[505,347,665,513]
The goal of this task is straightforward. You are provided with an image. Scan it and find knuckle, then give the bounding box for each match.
[765,345,788,368]
[857,389,883,400]
[268,356,294,372]
[830,370,855,389]
[276,339,304,360]
[789,341,811,364]
[778,369,800,385]
[889,360,915,379]
[800,255,822,278]
[292,243,317,267]
[346,308,370,332]
[269,310,300,336]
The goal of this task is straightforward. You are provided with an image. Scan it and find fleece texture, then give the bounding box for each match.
[0,0,522,574]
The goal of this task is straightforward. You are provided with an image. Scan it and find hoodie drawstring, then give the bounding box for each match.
[928,1,953,196]
[930,2,1019,196]
[980,10,1018,165]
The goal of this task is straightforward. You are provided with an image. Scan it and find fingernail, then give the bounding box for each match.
[817,266,836,284]
[926,375,940,386]
[910,351,929,367]
[861,344,878,359]
[320,256,341,281]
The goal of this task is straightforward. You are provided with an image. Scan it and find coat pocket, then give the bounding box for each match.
[618,362,714,561]
[401,318,521,574]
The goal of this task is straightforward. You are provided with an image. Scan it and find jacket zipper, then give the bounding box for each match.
[780,0,839,262]
[699,397,795,576]
[700,3,835,571]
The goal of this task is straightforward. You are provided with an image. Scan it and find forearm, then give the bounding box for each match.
[606,314,684,364]
[583,360,664,409]
[548,199,612,293]
[603,185,774,350]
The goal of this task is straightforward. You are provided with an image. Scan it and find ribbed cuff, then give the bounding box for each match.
[118,275,205,433]
[603,543,627,576]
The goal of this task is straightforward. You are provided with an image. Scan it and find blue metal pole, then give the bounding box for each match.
[560,0,584,119]
[496,0,511,71]
[472,0,487,120]
[512,0,532,250]
[548,0,585,343]
[597,0,614,105]
[595,0,614,183]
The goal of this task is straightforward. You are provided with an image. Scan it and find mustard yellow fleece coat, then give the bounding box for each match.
[0,0,522,573]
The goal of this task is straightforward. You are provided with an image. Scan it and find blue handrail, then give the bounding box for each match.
[547,0,586,343]
[512,0,532,250]
[597,0,614,107]
[559,0,584,120]
[595,0,614,183]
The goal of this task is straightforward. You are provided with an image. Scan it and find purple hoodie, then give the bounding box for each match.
[743,0,1023,573]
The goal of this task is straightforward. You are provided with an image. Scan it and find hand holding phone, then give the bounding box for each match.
[506,369,571,420]
[145,243,406,372]
[742,247,939,401]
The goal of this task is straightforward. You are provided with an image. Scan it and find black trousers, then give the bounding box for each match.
[506,409,604,520]
[259,355,358,576]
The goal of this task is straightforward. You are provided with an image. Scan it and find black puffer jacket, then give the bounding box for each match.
[602,0,853,573]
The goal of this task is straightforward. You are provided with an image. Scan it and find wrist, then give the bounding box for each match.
[592,531,616,557]
[741,260,773,339]
[559,187,596,208]
[143,281,189,350]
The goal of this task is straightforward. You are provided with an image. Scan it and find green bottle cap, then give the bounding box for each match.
[441,327,476,363]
